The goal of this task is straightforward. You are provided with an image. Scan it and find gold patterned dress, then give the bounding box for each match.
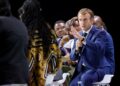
[28,28,62,86]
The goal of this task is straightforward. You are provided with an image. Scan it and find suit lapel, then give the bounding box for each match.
[80,26,96,54]
[86,26,96,41]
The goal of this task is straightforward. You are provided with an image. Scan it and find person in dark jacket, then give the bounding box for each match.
[0,0,29,85]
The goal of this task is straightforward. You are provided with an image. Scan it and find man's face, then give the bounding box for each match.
[78,13,93,31]
[54,23,66,37]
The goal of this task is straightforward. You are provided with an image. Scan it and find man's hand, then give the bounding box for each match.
[76,39,83,50]
[70,26,84,41]
[59,35,70,47]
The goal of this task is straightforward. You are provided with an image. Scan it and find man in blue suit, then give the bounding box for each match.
[69,8,115,86]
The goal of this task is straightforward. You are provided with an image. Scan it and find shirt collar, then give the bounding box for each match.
[82,25,93,34]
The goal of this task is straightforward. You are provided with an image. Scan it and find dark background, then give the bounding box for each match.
[9,0,119,85]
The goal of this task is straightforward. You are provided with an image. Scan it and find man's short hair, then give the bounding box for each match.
[78,8,94,18]
[54,20,65,25]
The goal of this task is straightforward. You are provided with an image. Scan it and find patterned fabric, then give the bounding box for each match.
[28,29,62,86]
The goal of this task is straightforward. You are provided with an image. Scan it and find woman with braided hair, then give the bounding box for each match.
[18,0,62,86]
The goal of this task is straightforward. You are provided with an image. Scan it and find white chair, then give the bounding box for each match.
[78,74,114,86]
[54,73,70,86]
[45,74,56,86]
[93,74,114,86]
[45,73,70,86]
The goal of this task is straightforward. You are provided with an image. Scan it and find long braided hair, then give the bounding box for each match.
[19,0,56,58]
[18,0,61,86]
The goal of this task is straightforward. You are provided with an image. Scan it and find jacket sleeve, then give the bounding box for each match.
[84,30,106,58]
[70,39,80,61]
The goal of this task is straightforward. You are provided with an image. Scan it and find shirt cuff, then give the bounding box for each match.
[82,40,86,45]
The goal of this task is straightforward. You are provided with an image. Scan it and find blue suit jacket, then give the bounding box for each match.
[104,30,115,74]
[70,25,114,72]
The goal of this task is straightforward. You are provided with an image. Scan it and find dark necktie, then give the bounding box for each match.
[78,32,87,53]
[82,32,87,37]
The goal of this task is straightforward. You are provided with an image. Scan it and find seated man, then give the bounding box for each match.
[70,8,115,86]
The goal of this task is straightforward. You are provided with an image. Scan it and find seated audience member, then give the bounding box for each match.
[70,8,115,86]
